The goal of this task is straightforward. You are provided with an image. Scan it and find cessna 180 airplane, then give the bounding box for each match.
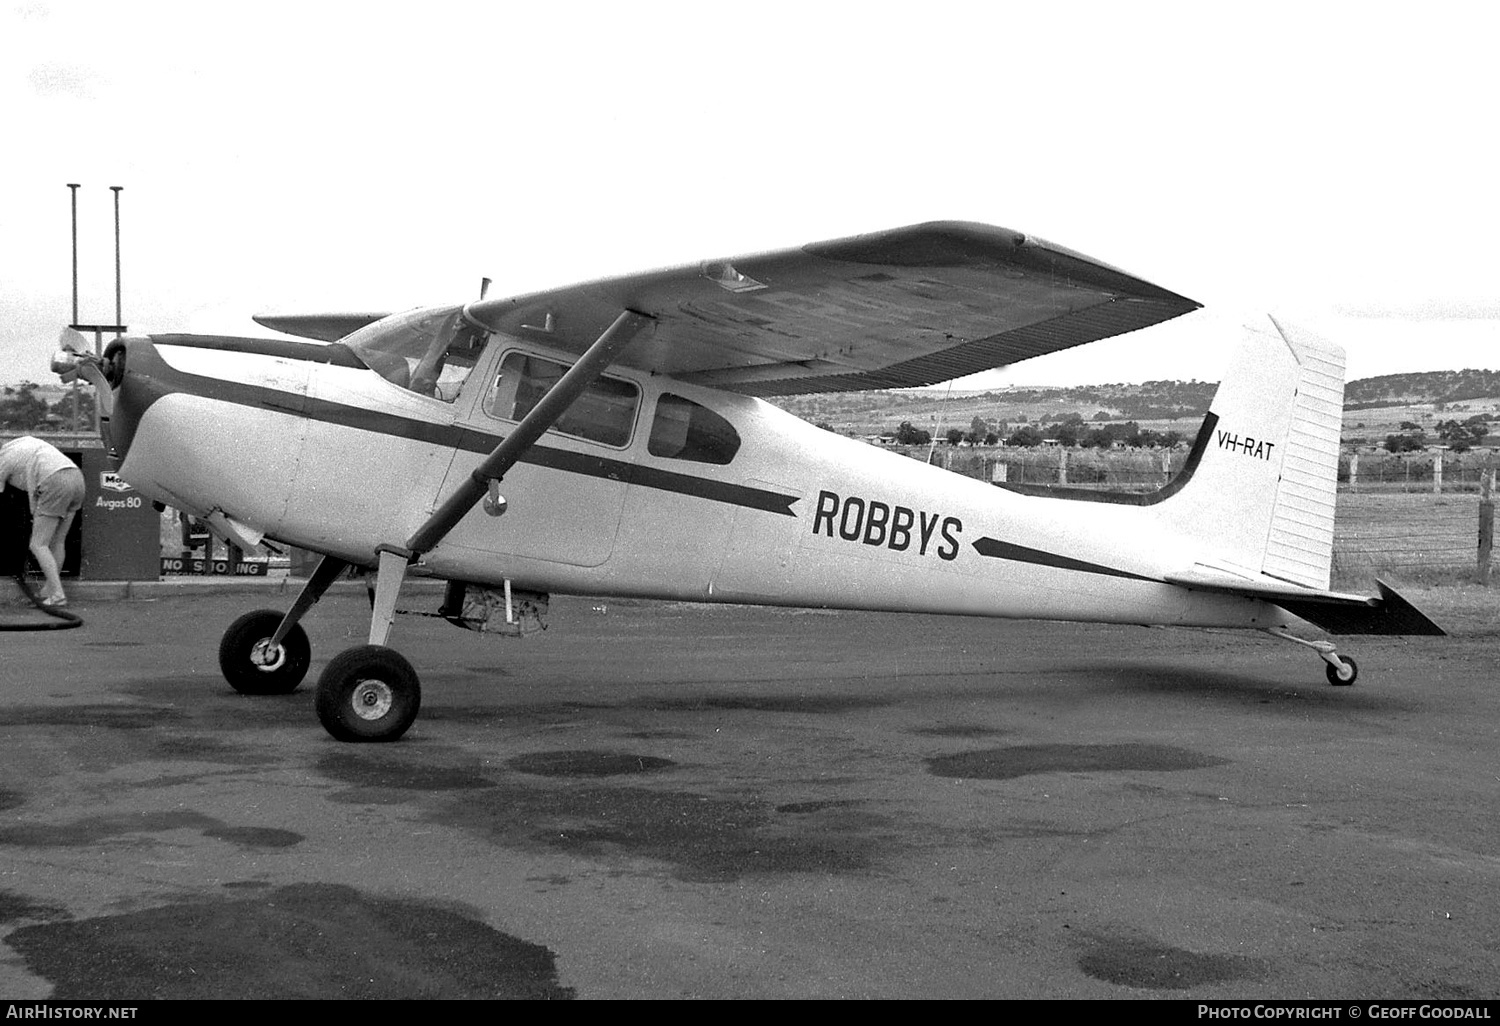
[54,221,1442,743]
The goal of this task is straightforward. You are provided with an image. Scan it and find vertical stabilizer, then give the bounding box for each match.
[1159,318,1345,588]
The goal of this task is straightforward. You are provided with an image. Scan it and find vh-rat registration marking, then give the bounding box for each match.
[1216,428,1276,462]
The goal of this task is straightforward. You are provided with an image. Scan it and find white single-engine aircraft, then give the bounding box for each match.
[55,221,1442,742]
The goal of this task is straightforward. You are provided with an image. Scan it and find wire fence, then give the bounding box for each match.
[899,445,1191,491]
[1341,451,1499,493]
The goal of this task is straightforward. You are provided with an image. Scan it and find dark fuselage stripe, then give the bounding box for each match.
[133,349,799,516]
[970,536,1158,581]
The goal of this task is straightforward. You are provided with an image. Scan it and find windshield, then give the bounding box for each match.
[341,305,489,402]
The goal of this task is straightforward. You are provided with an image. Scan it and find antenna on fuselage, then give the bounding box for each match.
[479,277,491,299]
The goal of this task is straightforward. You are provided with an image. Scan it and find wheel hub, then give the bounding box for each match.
[350,679,393,720]
[250,638,286,671]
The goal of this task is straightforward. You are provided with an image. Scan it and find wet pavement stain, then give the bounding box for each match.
[0,810,303,852]
[1077,933,1260,990]
[1402,977,1487,1000]
[912,724,1007,738]
[316,750,497,793]
[642,694,891,715]
[462,666,512,677]
[0,889,69,925]
[508,750,675,778]
[423,777,884,884]
[0,810,218,847]
[0,703,179,731]
[422,700,615,728]
[311,745,887,882]
[927,743,1228,780]
[4,882,573,999]
[775,799,863,814]
[531,786,876,882]
[121,678,316,733]
[150,734,273,765]
[1100,666,1418,714]
[200,826,304,849]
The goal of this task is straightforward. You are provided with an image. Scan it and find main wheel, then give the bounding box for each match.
[315,645,421,742]
[1325,655,1359,686]
[219,609,310,695]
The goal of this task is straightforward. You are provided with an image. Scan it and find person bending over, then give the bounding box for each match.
[0,436,86,607]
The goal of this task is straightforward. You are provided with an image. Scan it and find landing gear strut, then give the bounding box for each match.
[218,554,347,696]
[216,307,654,743]
[1265,627,1359,686]
[308,546,421,742]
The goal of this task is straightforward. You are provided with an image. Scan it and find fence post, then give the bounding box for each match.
[1058,448,1068,485]
[1349,452,1359,492]
[992,461,1008,484]
[1479,469,1494,585]
[1434,449,1443,494]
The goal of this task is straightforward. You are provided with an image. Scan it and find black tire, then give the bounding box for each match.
[1325,655,1359,687]
[315,645,421,742]
[219,609,311,695]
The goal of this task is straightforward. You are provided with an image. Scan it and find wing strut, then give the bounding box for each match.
[364,308,654,646]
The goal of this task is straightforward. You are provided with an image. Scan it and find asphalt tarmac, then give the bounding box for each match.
[0,585,1496,1000]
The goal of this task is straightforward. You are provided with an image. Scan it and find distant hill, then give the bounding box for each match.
[1344,369,1500,407]
[768,379,1214,436]
[767,370,1498,435]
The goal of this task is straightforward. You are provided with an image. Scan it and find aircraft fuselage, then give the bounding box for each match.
[108,331,1288,632]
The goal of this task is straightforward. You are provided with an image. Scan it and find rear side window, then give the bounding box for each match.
[486,352,639,447]
[648,393,740,465]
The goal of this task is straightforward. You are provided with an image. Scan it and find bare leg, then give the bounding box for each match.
[29,515,65,602]
[49,510,76,575]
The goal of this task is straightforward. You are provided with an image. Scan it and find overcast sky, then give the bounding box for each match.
[3,1,1497,391]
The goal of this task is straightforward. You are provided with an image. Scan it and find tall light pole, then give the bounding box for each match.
[67,183,80,327]
[111,186,123,332]
[64,183,129,434]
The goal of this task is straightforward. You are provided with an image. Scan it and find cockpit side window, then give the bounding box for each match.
[648,393,741,464]
[341,306,488,403]
[484,351,639,447]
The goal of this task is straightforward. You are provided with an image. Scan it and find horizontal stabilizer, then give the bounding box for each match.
[1165,571,1445,636]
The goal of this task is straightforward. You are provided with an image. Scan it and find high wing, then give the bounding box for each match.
[252,312,391,343]
[256,221,1199,396]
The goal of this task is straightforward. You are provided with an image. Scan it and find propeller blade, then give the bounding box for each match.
[58,326,89,353]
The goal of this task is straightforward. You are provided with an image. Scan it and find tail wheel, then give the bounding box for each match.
[1325,655,1359,687]
[219,609,310,695]
[315,645,421,742]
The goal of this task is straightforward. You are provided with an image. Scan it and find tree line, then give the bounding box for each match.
[1383,414,1492,453]
[0,381,95,432]
[894,414,1185,449]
